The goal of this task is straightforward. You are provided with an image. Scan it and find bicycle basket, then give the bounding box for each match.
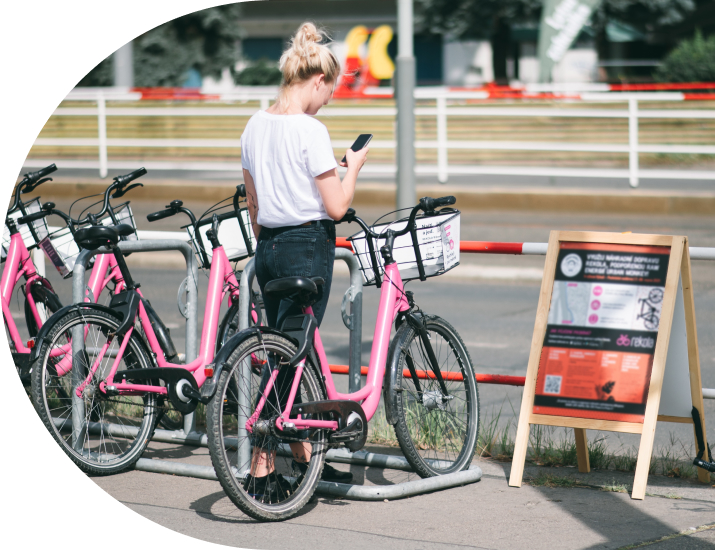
[101,201,138,241]
[349,209,460,286]
[1,198,49,262]
[186,208,255,269]
[38,226,80,279]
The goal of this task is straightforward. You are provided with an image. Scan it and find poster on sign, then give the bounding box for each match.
[508,231,711,500]
[534,242,670,423]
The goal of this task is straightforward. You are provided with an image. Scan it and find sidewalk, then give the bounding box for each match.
[92,439,715,550]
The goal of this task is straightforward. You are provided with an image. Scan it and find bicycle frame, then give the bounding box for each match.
[2,231,46,353]
[2,228,127,355]
[251,261,410,434]
[72,243,241,397]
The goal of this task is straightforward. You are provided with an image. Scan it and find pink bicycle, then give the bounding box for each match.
[4,166,141,384]
[29,191,256,475]
[203,196,479,521]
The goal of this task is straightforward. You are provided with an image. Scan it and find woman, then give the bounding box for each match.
[240,23,369,497]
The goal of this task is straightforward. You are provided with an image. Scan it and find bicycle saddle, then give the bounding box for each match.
[74,224,134,250]
[264,276,324,306]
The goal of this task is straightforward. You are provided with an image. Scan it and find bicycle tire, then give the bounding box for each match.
[390,315,479,477]
[24,281,62,337]
[30,308,159,475]
[206,332,326,522]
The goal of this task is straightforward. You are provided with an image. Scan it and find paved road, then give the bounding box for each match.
[7,206,715,549]
[22,205,715,448]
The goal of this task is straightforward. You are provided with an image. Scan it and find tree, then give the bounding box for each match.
[134,4,243,87]
[416,0,541,83]
[654,30,715,81]
[415,0,696,83]
[589,0,695,63]
[77,4,243,87]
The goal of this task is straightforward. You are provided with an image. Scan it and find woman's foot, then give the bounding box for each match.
[243,471,294,503]
[292,460,353,483]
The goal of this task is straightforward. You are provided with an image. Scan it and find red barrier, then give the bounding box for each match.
[336,238,526,255]
[460,241,523,254]
[328,364,525,386]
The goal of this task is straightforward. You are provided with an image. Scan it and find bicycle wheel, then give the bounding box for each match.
[390,315,479,477]
[24,281,62,337]
[206,332,327,522]
[30,308,159,475]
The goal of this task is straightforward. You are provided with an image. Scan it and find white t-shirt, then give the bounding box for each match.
[241,110,338,228]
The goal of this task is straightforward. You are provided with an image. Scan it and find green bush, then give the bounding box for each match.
[655,31,715,82]
[234,60,283,86]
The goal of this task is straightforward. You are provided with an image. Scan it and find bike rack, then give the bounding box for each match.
[120,248,481,500]
[71,240,200,442]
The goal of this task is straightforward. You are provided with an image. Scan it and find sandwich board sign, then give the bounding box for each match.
[509,231,710,499]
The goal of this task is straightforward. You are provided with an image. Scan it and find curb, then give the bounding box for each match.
[39,178,715,215]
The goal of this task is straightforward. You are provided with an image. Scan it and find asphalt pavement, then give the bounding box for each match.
[8,205,715,549]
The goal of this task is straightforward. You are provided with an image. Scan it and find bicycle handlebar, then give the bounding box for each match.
[8,164,58,215]
[16,168,146,232]
[114,167,146,187]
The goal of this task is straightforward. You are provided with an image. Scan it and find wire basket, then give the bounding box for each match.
[1,198,49,262]
[38,226,79,278]
[349,209,460,286]
[101,201,138,241]
[38,202,140,279]
[186,208,255,269]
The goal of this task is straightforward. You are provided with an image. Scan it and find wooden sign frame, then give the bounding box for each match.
[508,231,710,499]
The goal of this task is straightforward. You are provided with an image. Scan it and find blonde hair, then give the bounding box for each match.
[276,23,340,109]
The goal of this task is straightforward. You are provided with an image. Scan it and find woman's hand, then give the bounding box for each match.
[339,147,369,171]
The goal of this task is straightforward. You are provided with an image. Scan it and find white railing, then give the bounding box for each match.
[27,90,715,188]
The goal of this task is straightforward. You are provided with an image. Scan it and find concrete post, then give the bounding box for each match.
[113,41,134,88]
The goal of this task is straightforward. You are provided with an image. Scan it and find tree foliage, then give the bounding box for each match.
[655,30,715,81]
[134,4,243,87]
[77,4,242,87]
[589,0,695,36]
[416,0,541,40]
[234,60,283,86]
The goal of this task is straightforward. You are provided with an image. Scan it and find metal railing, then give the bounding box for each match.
[26,90,715,188]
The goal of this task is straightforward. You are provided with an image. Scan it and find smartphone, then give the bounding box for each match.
[341,133,373,164]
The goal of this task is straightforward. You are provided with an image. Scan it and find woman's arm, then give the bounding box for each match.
[243,169,261,238]
[314,147,369,220]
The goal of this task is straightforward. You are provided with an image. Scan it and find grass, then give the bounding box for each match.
[527,474,587,488]
[364,404,715,484]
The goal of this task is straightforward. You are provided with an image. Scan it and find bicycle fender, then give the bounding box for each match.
[382,322,412,426]
[200,326,299,401]
[30,303,122,364]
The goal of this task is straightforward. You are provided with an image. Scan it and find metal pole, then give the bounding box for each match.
[237,258,256,474]
[71,241,199,438]
[629,98,639,188]
[113,41,134,88]
[70,249,93,451]
[335,248,363,393]
[437,94,448,184]
[396,0,416,210]
[97,92,108,179]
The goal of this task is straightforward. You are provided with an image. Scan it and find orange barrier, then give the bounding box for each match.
[328,364,525,386]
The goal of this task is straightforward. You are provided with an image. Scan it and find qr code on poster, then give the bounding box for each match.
[544,375,562,395]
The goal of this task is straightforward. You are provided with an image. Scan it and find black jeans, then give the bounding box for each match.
[255,219,336,329]
[253,220,335,446]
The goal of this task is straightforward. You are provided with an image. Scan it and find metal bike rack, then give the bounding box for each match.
[71,240,200,442]
[65,245,481,499]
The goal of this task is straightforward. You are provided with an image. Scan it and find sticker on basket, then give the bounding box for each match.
[39,237,70,277]
[441,216,460,271]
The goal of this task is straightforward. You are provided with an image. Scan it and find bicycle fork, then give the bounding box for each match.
[402,313,452,410]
